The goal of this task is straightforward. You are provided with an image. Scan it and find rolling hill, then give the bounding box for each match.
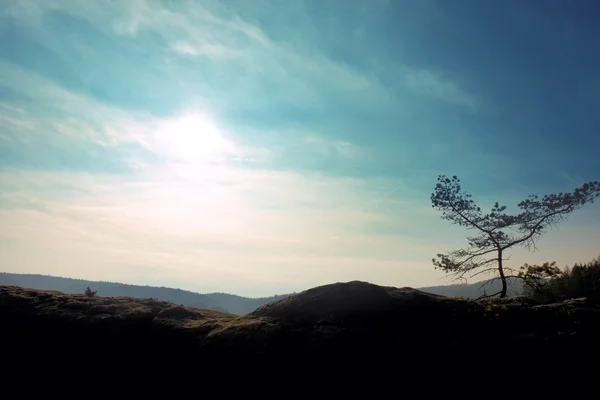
[0,272,524,314]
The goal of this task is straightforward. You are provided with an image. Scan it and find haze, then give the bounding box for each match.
[1,0,599,297]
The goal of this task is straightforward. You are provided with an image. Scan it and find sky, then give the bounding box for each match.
[0,0,599,297]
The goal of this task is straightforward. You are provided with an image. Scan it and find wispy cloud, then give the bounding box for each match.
[302,136,361,158]
[0,166,457,294]
[171,41,241,59]
[404,68,478,108]
[3,0,410,116]
[0,34,453,294]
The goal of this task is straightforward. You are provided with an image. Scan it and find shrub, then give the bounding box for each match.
[84,286,97,298]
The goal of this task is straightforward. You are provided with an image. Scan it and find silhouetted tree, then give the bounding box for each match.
[431,175,600,298]
[84,286,97,297]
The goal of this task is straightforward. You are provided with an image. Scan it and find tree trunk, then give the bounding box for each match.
[498,249,507,298]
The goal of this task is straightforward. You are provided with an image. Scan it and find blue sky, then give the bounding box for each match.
[0,0,599,297]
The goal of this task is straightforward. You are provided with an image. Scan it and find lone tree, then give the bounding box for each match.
[84,286,97,297]
[431,175,600,298]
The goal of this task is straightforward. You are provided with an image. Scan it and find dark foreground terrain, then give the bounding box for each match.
[2,281,599,387]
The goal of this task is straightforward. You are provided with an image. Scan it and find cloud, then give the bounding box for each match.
[302,136,361,158]
[1,0,481,165]
[0,36,453,295]
[0,61,158,172]
[0,58,276,172]
[3,0,397,110]
[1,0,481,122]
[0,166,458,295]
[171,41,241,59]
[404,68,478,108]
[3,161,596,297]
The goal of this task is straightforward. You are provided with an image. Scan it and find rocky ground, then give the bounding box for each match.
[2,281,599,387]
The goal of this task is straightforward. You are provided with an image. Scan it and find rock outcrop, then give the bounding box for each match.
[2,282,599,388]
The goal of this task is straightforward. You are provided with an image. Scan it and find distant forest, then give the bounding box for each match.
[0,273,524,314]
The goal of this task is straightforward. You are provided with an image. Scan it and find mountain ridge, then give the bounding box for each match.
[0,271,523,314]
[0,272,289,314]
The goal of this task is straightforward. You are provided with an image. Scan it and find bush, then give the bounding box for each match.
[84,286,97,298]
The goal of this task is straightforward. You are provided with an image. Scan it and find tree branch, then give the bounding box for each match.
[501,205,574,251]
[477,291,502,300]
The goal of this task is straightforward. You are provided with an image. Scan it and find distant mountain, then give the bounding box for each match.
[420,277,524,298]
[0,273,289,315]
[0,272,523,314]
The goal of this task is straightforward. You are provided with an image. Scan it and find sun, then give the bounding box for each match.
[156,112,235,163]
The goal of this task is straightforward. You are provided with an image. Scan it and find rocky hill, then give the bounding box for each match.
[2,281,598,387]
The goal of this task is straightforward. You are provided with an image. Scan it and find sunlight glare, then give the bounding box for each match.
[157,112,236,163]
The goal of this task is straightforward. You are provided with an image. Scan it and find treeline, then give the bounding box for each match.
[524,255,600,303]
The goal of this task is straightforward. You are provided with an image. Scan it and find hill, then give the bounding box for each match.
[1,281,597,387]
[0,272,522,314]
[0,273,288,314]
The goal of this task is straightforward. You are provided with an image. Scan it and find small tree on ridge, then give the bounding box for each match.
[431,175,600,298]
[84,286,97,297]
